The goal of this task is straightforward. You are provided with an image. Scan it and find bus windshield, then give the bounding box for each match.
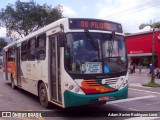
[64,32,127,74]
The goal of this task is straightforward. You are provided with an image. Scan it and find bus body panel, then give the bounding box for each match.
[20,60,48,96]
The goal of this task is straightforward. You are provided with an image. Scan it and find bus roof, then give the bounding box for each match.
[3,18,123,50]
[3,18,67,51]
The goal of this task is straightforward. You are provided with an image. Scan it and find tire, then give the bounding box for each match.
[11,75,16,89]
[38,82,49,108]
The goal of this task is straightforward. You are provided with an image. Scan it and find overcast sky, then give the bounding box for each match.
[0,0,160,37]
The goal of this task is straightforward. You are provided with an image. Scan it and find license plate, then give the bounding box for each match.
[98,96,109,101]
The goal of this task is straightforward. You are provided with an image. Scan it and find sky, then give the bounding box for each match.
[0,0,160,37]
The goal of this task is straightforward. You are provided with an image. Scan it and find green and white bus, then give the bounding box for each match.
[3,18,128,108]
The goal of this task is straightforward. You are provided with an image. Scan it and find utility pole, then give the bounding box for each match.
[151,25,155,83]
[139,21,157,83]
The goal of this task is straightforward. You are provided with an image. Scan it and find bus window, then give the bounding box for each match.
[36,34,46,60]
[21,41,28,61]
[28,37,36,61]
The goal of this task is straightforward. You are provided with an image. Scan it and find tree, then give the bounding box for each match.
[0,0,63,38]
[139,21,160,84]
[0,38,7,51]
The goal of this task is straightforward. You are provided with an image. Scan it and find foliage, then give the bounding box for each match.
[139,22,160,30]
[143,81,160,87]
[154,22,160,28]
[0,0,63,38]
[0,38,7,51]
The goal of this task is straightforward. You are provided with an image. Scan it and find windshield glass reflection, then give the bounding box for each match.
[64,32,127,74]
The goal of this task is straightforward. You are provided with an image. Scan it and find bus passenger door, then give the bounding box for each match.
[16,47,21,87]
[4,52,8,80]
[49,35,62,103]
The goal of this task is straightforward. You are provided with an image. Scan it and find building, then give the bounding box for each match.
[125,30,160,68]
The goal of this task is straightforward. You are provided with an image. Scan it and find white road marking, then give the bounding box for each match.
[107,95,156,104]
[146,102,160,106]
[112,103,127,108]
[113,104,140,111]
[125,117,160,120]
[128,108,140,111]
[129,88,160,95]
[129,83,142,86]
[129,76,148,78]
[129,83,151,88]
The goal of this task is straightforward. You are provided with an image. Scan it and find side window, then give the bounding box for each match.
[28,38,36,61]
[21,41,28,61]
[36,34,46,60]
[8,47,15,61]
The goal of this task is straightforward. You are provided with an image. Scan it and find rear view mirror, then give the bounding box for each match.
[59,32,66,47]
[112,31,115,41]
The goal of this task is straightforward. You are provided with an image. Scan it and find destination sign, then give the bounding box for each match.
[82,62,102,74]
[69,18,123,33]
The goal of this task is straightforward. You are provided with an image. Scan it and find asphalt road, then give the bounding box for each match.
[0,69,160,120]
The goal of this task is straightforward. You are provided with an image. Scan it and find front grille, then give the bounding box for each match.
[102,77,119,85]
[84,80,100,86]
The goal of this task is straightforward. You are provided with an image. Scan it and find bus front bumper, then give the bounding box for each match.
[64,85,128,108]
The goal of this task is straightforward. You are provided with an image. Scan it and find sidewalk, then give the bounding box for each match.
[129,68,160,85]
[129,68,149,77]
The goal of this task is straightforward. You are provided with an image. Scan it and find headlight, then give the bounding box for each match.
[121,77,124,82]
[75,87,80,92]
[125,80,128,84]
[68,85,74,90]
[121,83,125,87]
[64,82,84,94]
[65,83,69,87]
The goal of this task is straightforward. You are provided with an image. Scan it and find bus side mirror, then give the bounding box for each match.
[112,31,115,41]
[59,32,66,47]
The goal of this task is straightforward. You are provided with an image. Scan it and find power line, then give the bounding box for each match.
[105,0,160,19]
[110,4,160,19]
[123,19,160,31]
[107,0,160,18]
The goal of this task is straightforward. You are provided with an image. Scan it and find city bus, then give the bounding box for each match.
[3,18,128,108]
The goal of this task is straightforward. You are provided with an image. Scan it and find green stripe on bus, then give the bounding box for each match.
[64,86,128,107]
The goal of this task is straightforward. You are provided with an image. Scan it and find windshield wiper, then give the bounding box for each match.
[108,32,115,58]
[84,29,99,51]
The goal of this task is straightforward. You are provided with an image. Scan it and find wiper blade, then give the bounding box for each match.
[84,29,99,51]
[108,32,115,57]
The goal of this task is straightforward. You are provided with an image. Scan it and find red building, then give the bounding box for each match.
[125,30,160,68]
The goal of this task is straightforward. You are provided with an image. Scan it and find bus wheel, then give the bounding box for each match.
[38,83,49,108]
[11,75,16,89]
